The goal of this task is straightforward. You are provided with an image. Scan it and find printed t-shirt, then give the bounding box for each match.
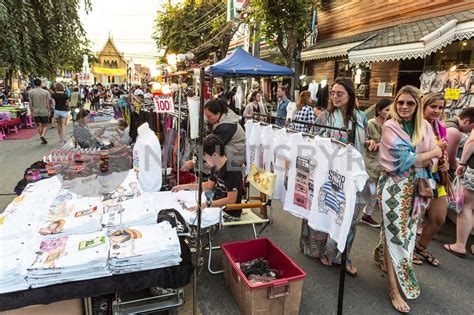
[419,72,435,93]
[308,139,368,252]
[283,135,318,219]
[431,71,447,93]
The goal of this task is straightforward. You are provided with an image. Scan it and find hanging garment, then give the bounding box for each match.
[317,84,329,108]
[162,128,177,168]
[188,97,200,139]
[261,125,275,172]
[419,71,435,94]
[283,135,318,219]
[307,138,368,252]
[446,70,460,89]
[458,69,472,93]
[245,121,263,174]
[133,122,162,192]
[308,82,319,102]
[273,131,302,201]
[431,71,448,93]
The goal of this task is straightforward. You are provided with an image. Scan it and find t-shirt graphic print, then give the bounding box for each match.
[317,170,346,225]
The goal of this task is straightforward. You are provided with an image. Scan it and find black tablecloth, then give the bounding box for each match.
[0,238,194,311]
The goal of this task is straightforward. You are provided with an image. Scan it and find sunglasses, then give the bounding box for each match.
[396,100,416,107]
[330,91,346,98]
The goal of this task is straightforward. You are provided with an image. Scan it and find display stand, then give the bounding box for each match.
[251,112,355,315]
[0,238,193,312]
[193,68,206,315]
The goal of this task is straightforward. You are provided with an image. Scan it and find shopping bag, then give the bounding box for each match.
[448,176,464,214]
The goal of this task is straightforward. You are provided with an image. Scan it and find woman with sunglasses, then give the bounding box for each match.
[413,93,449,267]
[373,86,442,313]
[300,77,367,276]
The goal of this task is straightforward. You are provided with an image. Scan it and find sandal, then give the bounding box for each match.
[412,253,423,265]
[319,256,332,266]
[345,264,357,277]
[443,244,466,258]
[415,243,439,266]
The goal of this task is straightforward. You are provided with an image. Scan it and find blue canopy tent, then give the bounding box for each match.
[207,47,294,77]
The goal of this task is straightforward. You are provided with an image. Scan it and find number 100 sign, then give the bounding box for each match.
[153,96,174,113]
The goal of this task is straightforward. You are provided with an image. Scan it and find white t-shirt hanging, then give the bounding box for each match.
[187,97,200,140]
[431,71,448,93]
[446,70,459,89]
[419,72,435,93]
[308,138,368,252]
[245,121,263,174]
[283,136,318,219]
[261,125,275,172]
[273,130,302,201]
[458,69,472,93]
[308,82,319,101]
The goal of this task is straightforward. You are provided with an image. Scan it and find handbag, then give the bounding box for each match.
[416,178,434,198]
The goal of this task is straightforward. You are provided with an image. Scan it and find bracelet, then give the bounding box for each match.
[459,162,467,166]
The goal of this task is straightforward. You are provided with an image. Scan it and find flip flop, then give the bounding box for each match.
[345,265,358,277]
[443,244,466,258]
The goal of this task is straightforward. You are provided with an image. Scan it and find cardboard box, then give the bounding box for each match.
[222,238,306,315]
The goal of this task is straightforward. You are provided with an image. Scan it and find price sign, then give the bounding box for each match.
[153,95,174,113]
[444,88,461,100]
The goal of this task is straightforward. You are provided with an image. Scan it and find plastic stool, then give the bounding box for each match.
[8,123,19,133]
[0,128,5,140]
[25,115,35,128]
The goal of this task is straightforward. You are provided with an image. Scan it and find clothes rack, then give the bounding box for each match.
[251,111,354,315]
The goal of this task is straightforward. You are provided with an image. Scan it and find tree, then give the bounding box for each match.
[153,0,237,63]
[0,0,93,87]
[246,0,316,95]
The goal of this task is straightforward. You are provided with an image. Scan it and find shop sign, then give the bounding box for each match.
[153,95,174,113]
[444,88,461,100]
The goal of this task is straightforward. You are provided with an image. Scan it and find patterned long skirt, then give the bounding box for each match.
[300,204,361,266]
[373,173,420,299]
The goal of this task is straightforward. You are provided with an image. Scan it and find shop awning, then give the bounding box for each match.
[301,31,378,61]
[301,41,364,61]
[348,10,474,64]
[93,67,127,76]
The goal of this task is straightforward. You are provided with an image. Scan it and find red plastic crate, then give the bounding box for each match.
[221,238,306,315]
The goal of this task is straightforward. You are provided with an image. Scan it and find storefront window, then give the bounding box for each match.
[334,60,371,100]
[425,39,473,68]
[354,63,371,100]
[335,60,351,78]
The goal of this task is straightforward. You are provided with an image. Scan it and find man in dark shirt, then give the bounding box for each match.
[172,134,243,218]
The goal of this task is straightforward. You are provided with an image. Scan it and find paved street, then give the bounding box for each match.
[1,130,472,314]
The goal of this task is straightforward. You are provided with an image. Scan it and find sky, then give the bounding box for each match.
[79,0,177,74]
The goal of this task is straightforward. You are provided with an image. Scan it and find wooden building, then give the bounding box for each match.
[301,0,474,108]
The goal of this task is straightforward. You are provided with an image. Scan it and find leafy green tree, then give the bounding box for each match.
[153,0,236,63]
[247,0,314,68]
[0,0,92,87]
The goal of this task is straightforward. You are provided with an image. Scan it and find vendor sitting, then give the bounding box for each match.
[172,134,243,220]
[73,109,104,149]
[117,118,130,144]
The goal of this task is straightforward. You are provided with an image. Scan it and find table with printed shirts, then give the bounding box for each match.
[0,237,193,312]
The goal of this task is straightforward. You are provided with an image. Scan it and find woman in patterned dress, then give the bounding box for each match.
[373,86,442,313]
